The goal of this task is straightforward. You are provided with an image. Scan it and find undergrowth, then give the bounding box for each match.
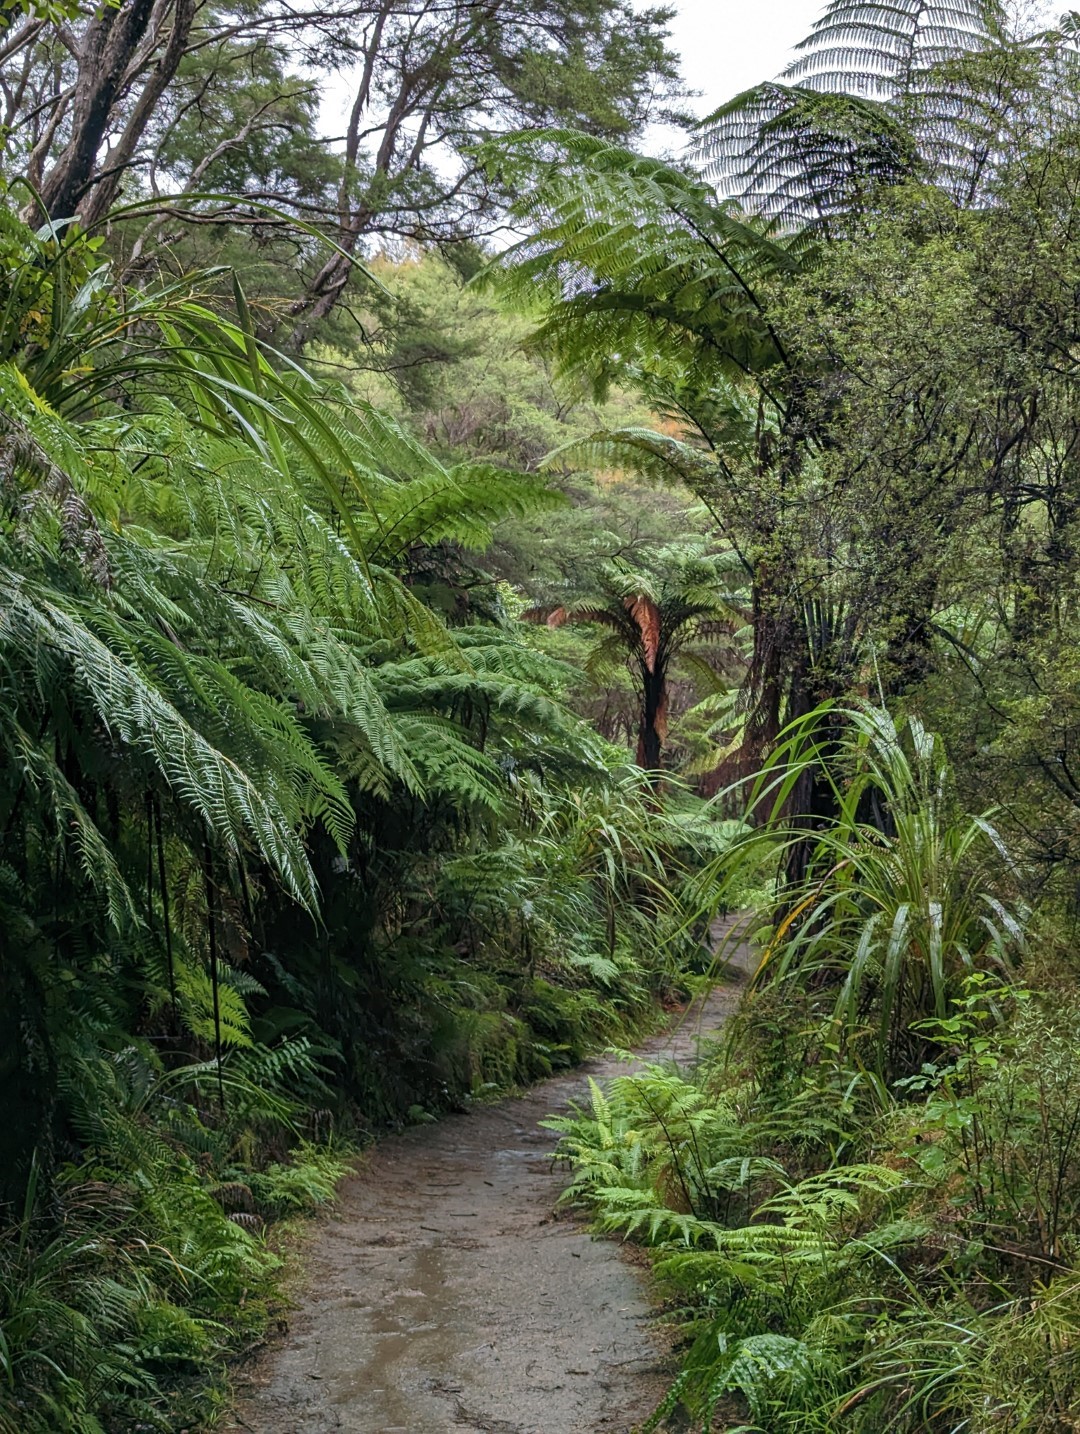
[0,940,688,1433]
[548,707,1080,1432]
[550,980,1080,1432]
[0,784,707,1432]
[0,1043,351,1434]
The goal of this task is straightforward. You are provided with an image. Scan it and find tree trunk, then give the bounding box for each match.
[37,0,157,221]
[34,0,194,227]
[636,667,666,775]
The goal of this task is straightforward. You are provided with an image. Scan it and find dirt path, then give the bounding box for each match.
[227,919,752,1434]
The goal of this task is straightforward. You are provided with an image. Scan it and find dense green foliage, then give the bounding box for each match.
[548,715,1076,1430]
[550,973,1080,1430]
[9,0,1080,1428]
[0,203,713,1429]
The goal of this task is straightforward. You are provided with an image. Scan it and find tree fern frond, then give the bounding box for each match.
[0,568,320,908]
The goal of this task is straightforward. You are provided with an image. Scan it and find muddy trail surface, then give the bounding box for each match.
[228,919,752,1434]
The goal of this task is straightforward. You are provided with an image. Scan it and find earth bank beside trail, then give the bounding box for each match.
[228,922,752,1434]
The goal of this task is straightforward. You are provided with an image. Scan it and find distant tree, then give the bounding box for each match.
[285,0,685,345]
[525,542,743,773]
[489,133,817,768]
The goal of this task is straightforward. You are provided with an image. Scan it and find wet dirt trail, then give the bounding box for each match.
[227,919,752,1434]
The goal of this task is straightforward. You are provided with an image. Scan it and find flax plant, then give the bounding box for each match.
[706,702,1024,1082]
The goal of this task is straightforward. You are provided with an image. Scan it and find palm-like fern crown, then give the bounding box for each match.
[785,0,1001,97]
[692,0,1067,225]
[526,540,746,677]
[491,131,801,409]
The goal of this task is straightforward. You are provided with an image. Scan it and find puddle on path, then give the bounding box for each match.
[227,918,751,1434]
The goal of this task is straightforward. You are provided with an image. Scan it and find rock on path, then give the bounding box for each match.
[226,920,752,1434]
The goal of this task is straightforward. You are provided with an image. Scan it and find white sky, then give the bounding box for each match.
[665,0,822,113]
[644,0,824,153]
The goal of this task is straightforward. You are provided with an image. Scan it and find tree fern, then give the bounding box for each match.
[785,0,1002,98]
[485,129,800,397]
[693,0,1075,224]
